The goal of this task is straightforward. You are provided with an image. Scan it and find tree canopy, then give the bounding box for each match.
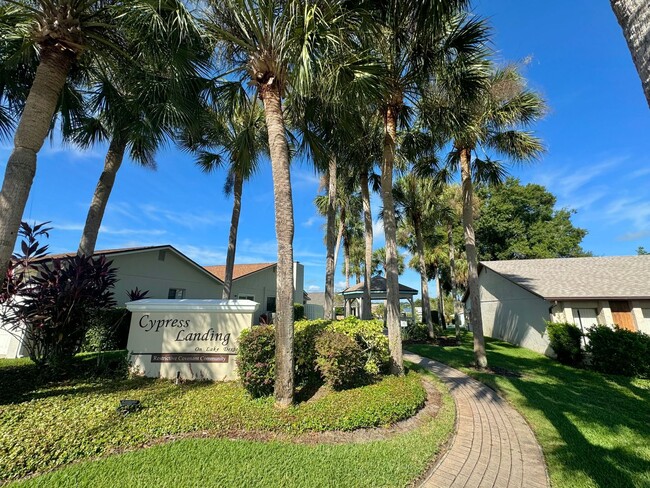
[475,177,590,260]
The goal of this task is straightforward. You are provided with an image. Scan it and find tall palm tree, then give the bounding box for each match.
[429,65,546,367]
[393,174,439,336]
[0,0,192,279]
[72,5,207,257]
[205,0,368,406]
[367,1,486,374]
[610,0,650,107]
[180,92,267,299]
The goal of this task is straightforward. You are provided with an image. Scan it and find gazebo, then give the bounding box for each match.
[340,275,418,323]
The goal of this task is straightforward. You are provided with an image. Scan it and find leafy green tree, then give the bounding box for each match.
[429,65,546,368]
[205,0,368,406]
[0,0,194,280]
[372,247,405,276]
[369,0,488,374]
[637,246,649,255]
[475,178,590,260]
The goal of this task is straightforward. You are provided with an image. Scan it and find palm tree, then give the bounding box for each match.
[367,1,486,374]
[610,0,650,107]
[0,0,192,279]
[179,91,267,299]
[372,247,405,276]
[393,174,439,336]
[205,0,367,406]
[72,5,207,257]
[430,66,546,367]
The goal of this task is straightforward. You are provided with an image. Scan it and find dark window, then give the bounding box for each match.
[168,288,185,299]
[158,250,166,261]
[266,297,276,313]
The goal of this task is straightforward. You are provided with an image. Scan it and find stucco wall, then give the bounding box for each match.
[479,268,552,355]
[230,263,305,324]
[110,250,223,306]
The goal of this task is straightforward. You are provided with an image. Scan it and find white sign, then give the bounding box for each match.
[126,299,258,381]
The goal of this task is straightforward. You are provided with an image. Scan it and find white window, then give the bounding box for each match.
[168,288,186,299]
[237,294,255,301]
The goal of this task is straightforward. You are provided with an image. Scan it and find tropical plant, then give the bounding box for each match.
[204,0,369,406]
[427,65,546,367]
[72,2,208,257]
[179,89,267,298]
[393,174,440,336]
[0,0,196,280]
[371,247,405,276]
[1,222,117,369]
[367,0,487,374]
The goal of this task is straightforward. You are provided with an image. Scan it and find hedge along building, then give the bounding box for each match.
[0,245,224,358]
[463,256,650,355]
[204,262,305,324]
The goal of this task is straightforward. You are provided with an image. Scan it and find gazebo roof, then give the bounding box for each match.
[341,275,418,299]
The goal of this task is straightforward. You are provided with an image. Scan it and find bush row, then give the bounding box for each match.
[547,322,650,378]
[237,317,389,397]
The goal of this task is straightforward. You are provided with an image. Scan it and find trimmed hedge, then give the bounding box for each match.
[586,325,650,377]
[82,308,131,352]
[293,303,305,321]
[237,326,276,397]
[547,322,583,366]
[237,319,390,397]
[315,331,365,389]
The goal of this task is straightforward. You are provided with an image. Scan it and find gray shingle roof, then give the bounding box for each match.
[342,276,418,295]
[481,255,650,300]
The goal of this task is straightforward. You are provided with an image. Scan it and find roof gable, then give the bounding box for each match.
[481,256,650,300]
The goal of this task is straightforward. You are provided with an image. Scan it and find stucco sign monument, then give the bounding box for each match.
[126,299,258,381]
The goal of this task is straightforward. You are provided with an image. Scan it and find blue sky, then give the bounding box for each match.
[1,0,649,298]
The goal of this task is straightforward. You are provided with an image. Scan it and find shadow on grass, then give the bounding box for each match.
[408,333,650,488]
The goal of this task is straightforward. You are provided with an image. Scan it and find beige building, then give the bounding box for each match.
[0,245,224,358]
[205,262,305,323]
[465,256,650,355]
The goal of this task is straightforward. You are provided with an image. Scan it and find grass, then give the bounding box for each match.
[408,332,650,488]
[0,352,452,486]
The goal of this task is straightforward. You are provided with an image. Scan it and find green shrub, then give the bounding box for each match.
[404,322,430,342]
[315,331,365,389]
[237,326,276,397]
[329,317,389,375]
[82,308,130,352]
[294,319,330,383]
[547,322,583,366]
[586,325,650,377]
[293,303,305,321]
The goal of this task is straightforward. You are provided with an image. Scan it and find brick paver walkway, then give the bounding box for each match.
[405,352,549,488]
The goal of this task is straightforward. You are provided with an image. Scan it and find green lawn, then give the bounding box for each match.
[1,353,454,486]
[408,332,650,488]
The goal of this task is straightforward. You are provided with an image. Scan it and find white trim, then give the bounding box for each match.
[126,299,259,313]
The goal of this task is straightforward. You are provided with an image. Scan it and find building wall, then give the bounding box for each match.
[479,268,553,355]
[110,250,223,306]
[557,299,650,335]
[230,263,305,324]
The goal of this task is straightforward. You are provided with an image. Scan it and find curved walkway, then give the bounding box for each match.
[405,352,549,488]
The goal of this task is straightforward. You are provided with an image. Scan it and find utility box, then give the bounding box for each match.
[126,299,258,381]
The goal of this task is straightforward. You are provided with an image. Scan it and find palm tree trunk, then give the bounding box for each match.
[78,138,127,257]
[0,48,74,278]
[333,204,345,275]
[222,171,244,299]
[437,268,446,329]
[344,238,351,316]
[381,104,403,376]
[460,147,487,368]
[260,83,294,406]
[610,0,650,107]
[360,170,373,319]
[448,222,460,344]
[323,156,337,319]
[414,217,433,337]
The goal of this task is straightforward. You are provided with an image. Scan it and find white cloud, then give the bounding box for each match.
[303,216,318,227]
[372,220,385,240]
[307,284,321,292]
[140,203,229,229]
